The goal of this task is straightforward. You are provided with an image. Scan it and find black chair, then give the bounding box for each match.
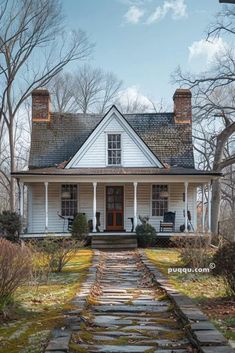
[160,211,176,233]
[67,217,74,232]
[88,212,101,232]
[58,212,86,232]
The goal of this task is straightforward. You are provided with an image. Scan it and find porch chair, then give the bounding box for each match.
[57,212,86,232]
[160,211,176,233]
[88,212,101,232]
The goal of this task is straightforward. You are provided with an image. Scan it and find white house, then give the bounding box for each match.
[12,88,220,248]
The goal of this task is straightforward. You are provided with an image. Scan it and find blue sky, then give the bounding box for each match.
[63,0,222,106]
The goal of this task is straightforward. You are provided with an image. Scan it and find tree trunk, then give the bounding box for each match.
[211,179,221,236]
[9,121,16,212]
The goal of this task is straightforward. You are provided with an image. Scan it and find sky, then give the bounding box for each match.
[62,0,224,107]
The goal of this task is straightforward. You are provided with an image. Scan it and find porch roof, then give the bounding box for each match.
[12,166,221,177]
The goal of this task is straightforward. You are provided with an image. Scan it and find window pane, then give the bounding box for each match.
[107,134,121,165]
[152,185,168,217]
[61,184,77,217]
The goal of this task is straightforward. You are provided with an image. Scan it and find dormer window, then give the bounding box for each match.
[107,134,121,166]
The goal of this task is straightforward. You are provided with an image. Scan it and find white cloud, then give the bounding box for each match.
[124,5,145,24]
[116,86,154,111]
[146,0,187,24]
[188,38,228,64]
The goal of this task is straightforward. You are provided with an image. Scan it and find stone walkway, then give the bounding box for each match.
[69,251,197,353]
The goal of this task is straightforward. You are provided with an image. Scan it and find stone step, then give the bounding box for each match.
[91,234,137,250]
[74,345,189,353]
[92,244,137,250]
[93,304,169,313]
[92,238,137,243]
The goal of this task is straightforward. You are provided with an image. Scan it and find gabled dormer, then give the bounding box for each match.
[66,106,164,169]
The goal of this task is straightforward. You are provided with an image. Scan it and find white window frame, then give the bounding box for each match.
[151,184,169,217]
[61,184,78,217]
[106,133,122,166]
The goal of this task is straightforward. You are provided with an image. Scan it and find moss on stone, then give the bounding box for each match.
[69,343,89,353]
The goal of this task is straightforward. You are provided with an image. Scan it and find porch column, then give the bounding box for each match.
[133,182,138,231]
[202,184,205,233]
[93,182,97,233]
[208,181,212,233]
[184,181,188,233]
[44,182,48,232]
[19,182,24,218]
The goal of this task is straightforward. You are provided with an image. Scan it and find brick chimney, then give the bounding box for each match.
[173,88,192,124]
[32,89,50,122]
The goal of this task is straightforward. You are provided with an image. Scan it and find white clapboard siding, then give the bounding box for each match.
[28,183,66,233]
[27,182,197,234]
[73,115,155,168]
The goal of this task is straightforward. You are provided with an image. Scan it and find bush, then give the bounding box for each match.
[173,236,212,268]
[0,211,21,241]
[0,239,32,310]
[72,213,89,241]
[31,238,79,273]
[213,242,235,296]
[136,223,156,248]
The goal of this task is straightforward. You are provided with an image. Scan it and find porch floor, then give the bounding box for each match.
[20,231,203,239]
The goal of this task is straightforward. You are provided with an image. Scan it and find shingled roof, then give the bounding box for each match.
[29,111,194,170]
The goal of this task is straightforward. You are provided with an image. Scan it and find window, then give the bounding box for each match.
[152,185,168,216]
[107,134,121,165]
[61,184,77,217]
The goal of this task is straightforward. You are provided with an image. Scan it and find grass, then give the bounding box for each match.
[0,249,92,353]
[145,248,235,343]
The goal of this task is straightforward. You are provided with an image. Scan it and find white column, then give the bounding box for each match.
[202,184,205,233]
[133,182,138,231]
[208,181,212,233]
[184,181,188,233]
[93,182,97,233]
[19,182,24,218]
[44,182,48,232]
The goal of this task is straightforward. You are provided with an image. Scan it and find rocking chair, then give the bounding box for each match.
[160,211,176,233]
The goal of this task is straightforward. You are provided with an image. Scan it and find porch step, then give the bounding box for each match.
[91,234,137,250]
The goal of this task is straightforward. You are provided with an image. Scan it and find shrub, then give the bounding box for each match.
[72,213,89,241]
[173,235,212,268]
[136,223,156,248]
[0,239,32,310]
[0,211,21,241]
[213,242,235,296]
[31,238,79,273]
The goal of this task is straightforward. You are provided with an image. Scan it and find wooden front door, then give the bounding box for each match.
[106,186,124,231]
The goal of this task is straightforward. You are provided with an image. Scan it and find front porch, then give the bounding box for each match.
[18,175,213,238]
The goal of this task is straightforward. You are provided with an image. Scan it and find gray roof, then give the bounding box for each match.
[29,110,194,169]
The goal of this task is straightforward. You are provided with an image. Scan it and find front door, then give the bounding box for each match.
[106,186,124,231]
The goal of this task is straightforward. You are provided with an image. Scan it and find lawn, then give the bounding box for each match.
[0,249,92,353]
[145,248,235,343]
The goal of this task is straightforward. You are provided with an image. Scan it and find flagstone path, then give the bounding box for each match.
[69,251,197,353]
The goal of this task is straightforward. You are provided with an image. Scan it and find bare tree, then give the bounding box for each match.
[0,0,92,211]
[97,72,123,114]
[174,54,235,235]
[49,66,122,114]
[72,65,104,114]
[48,72,78,113]
[172,4,235,235]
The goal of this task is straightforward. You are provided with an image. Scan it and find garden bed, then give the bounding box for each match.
[0,249,92,353]
[145,248,235,344]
